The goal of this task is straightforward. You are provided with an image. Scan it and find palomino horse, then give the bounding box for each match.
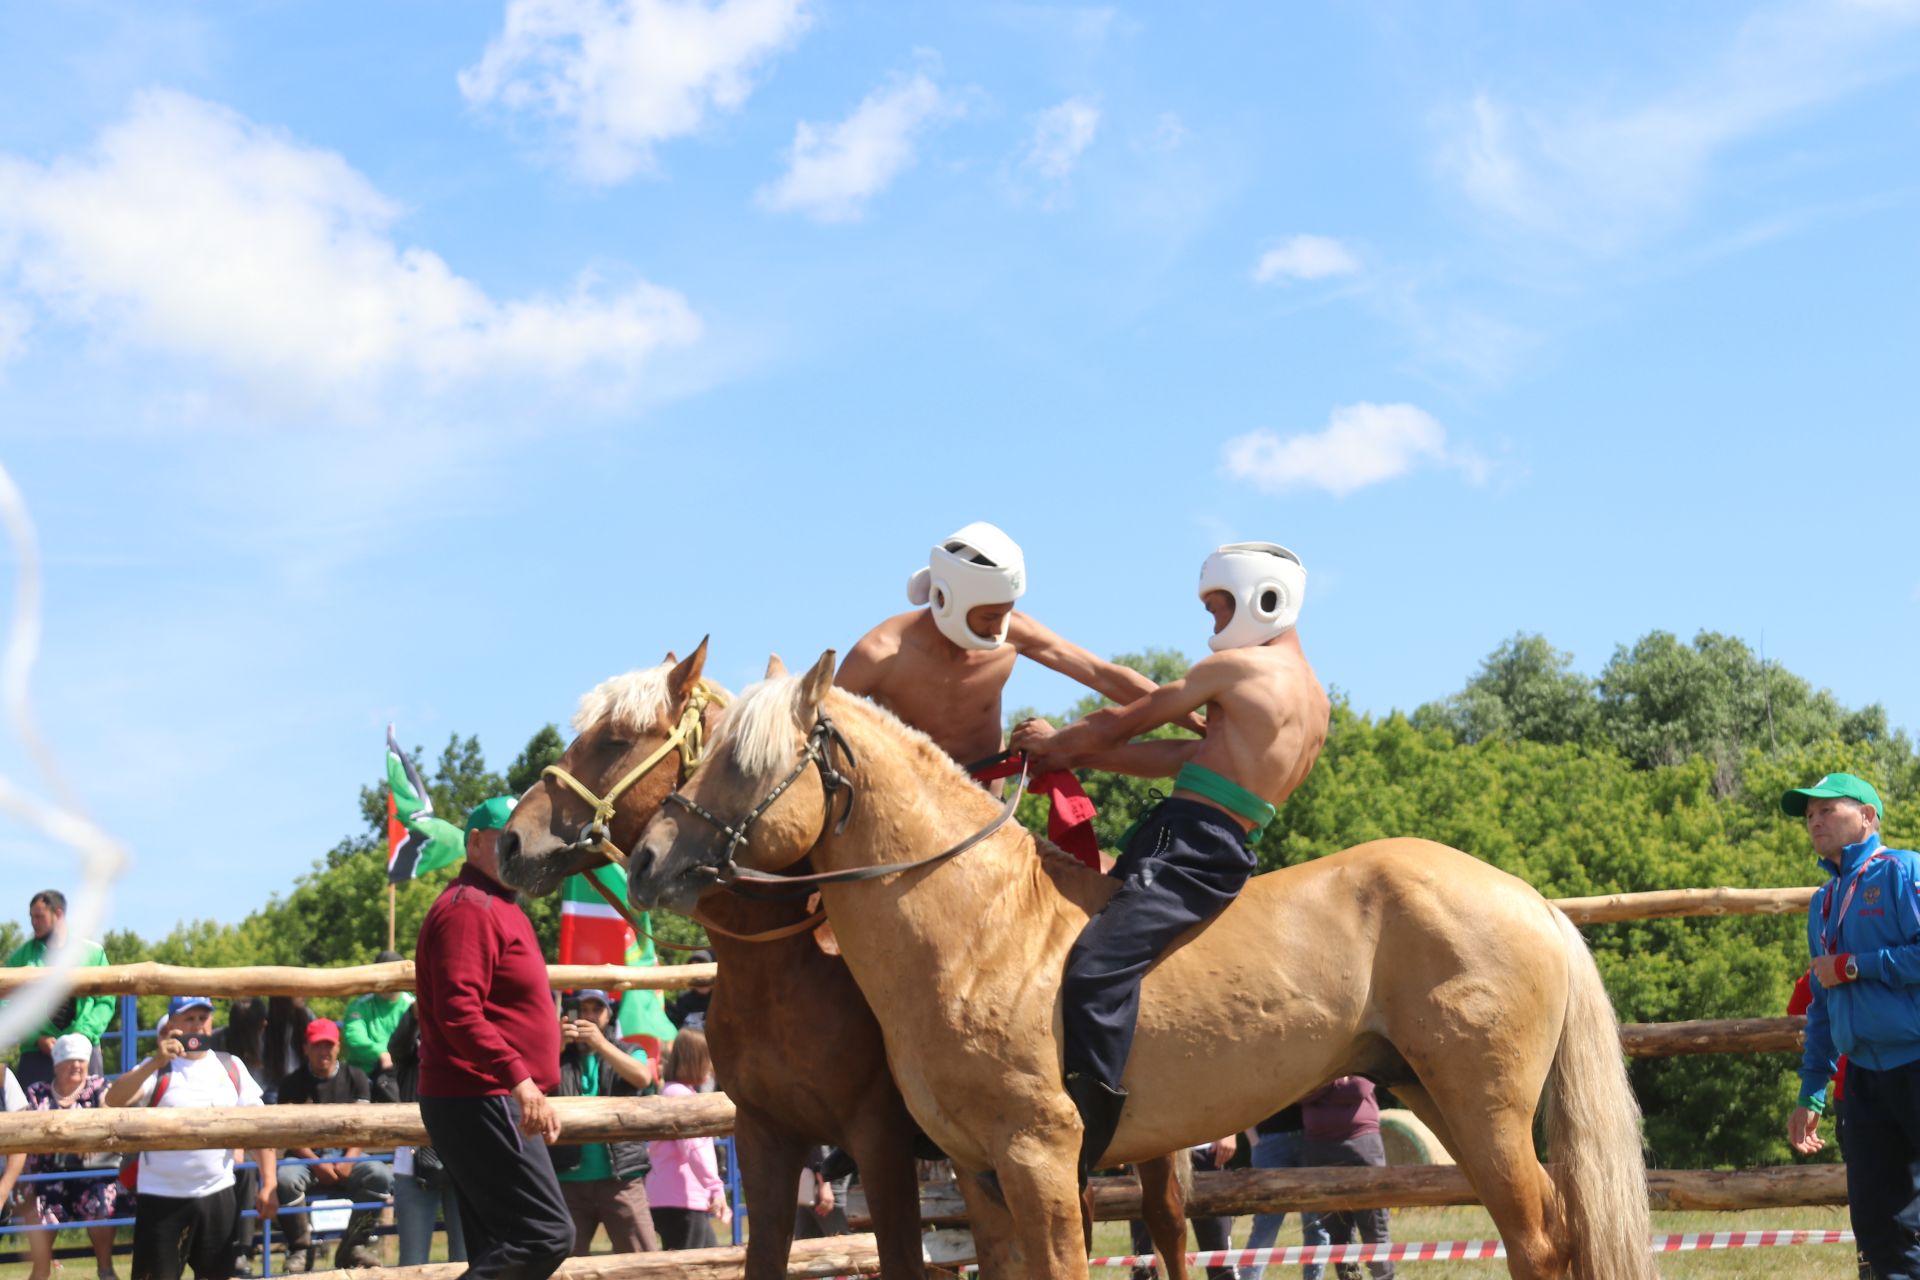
[630,653,1659,1280]
[495,643,1194,1280]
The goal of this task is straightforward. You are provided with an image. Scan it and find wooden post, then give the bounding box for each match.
[0,1092,738,1155]
[0,960,718,998]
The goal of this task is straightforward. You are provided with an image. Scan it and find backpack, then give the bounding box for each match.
[117,1053,243,1191]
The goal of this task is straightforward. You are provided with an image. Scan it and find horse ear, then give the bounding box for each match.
[799,650,837,717]
[662,651,678,665]
[765,654,788,679]
[666,636,709,705]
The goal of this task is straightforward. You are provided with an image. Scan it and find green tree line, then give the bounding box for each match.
[1015,630,1917,1169]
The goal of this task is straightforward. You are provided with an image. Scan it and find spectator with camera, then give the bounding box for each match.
[104,996,278,1280]
[554,989,658,1254]
[272,1019,391,1272]
[20,1034,126,1280]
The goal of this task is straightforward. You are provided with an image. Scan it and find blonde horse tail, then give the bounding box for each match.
[1544,909,1657,1280]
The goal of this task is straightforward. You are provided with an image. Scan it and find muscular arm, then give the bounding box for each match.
[1021,661,1231,770]
[1077,738,1203,779]
[1010,615,1206,735]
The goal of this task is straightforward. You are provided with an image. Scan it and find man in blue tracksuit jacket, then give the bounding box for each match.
[1785,771,1920,1277]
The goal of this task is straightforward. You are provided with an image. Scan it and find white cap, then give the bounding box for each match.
[906,522,1027,651]
[51,1033,92,1066]
[1198,542,1306,651]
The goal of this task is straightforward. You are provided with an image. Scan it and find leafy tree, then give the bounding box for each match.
[1411,633,1596,746]
[507,726,568,795]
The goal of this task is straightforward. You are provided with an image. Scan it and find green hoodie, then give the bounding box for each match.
[3,936,114,1043]
[341,990,415,1072]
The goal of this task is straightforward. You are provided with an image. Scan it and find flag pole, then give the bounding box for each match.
[387,882,397,952]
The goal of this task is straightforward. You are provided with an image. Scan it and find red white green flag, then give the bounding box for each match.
[559,865,679,1056]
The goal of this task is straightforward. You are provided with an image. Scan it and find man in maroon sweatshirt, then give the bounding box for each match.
[416,796,572,1280]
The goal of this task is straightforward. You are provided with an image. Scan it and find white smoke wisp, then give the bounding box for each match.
[0,463,128,1051]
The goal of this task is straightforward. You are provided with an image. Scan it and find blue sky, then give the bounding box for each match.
[0,1,1915,941]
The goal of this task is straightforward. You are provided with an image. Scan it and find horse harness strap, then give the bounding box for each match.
[542,681,727,866]
[574,805,829,948]
[666,715,1030,892]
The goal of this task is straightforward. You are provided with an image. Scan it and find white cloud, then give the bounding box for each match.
[460,0,812,184]
[1223,403,1485,497]
[0,91,700,407]
[758,72,953,223]
[1252,235,1360,285]
[1434,0,1920,250]
[1024,96,1100,179]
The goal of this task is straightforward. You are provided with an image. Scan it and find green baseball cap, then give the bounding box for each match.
[1781,772,1884,818]
[466,796,518,835]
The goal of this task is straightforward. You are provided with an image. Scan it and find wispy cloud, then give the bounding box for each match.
[0,91,700,411]
[1434,0,1920,251]
[460,0,812,184]
[1223,403,1486,497]
[1252,234,1360,285]
[1024,96,1100,180]
[758,71,955,223]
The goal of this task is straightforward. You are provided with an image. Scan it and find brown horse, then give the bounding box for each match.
[630,653,1659,1280]
[496,644,1194,1280]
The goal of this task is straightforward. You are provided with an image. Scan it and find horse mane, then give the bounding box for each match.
[717,676,1110,893]
[573,663,732,734]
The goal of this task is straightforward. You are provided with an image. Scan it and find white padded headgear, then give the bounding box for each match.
[1199,542,1305,651]
[906,522,1027,651]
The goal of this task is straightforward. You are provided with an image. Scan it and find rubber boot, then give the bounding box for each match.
[332,1208,383,1270]
[1064,1071,1128,1188]
[281,1208,312,1272]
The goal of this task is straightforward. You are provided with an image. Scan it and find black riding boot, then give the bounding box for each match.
[1065,1071,1128,1187]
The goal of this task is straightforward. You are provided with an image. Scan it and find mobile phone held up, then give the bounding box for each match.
[177,1033,209,1053]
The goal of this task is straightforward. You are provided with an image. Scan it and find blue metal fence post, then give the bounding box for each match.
[725,1136,743,1245]
[120,994,137,1072]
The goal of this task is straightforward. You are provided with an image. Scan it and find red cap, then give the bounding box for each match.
[306,1018,341,1044]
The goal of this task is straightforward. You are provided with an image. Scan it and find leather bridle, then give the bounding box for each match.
[664,713,1029,898]
[540,680,726,869]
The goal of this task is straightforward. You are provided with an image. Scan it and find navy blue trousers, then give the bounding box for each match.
[420,1094,573,1280]
[1061,798,1256,1089]
[1842,1059,1920,1279]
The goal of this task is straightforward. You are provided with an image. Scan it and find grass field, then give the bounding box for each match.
[0,1206,1865,1277]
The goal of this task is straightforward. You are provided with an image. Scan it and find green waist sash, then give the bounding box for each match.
[1174,762,1277,839]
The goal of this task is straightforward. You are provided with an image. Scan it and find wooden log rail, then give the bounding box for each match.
[0,1093,736,1155]
[0,961,716,998]
[0,887,1818,1002]
[293,1162,1854,1280]
[1552,885,1817,924]
[302,1235,918,1280]
[850,1164,1849,1227]
[0,1016,1812,1154]
[1621,1015,1802,1057]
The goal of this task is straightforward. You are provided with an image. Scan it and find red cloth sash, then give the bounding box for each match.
[970,752,1102,870]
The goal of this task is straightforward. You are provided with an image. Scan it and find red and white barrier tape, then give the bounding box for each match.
[1081,1229,1856,1269]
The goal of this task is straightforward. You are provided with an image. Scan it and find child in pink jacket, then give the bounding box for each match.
[645,1030,731,1249]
